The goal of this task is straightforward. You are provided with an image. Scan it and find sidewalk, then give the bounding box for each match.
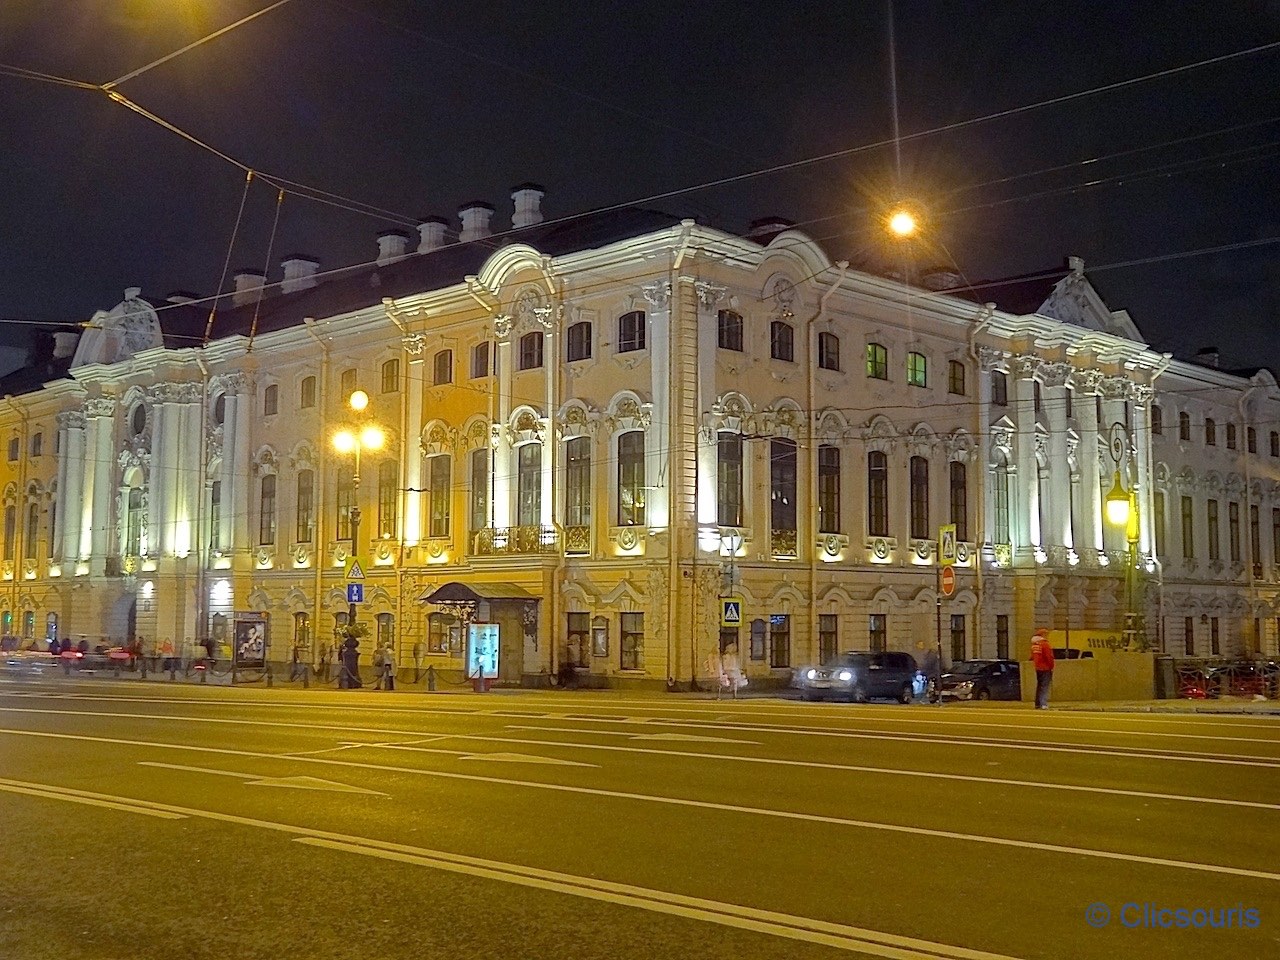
[1050,697,1280,716]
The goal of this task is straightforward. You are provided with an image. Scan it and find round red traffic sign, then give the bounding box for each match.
[940,566,956,597]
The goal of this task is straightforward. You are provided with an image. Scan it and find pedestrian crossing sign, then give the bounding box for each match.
[939,525,957,567]
[721,597,743,627]
[345,558,366,581]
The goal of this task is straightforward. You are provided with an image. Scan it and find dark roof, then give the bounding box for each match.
[932,267,1067,315]
[420,581,536,604]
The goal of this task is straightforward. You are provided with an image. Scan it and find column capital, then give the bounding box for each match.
[83,396,117,418]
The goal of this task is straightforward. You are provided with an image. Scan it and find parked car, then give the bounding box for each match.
[937,659,1022,701]
[797,651,918,703]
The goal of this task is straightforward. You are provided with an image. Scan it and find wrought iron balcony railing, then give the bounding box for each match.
[472,525,560,556]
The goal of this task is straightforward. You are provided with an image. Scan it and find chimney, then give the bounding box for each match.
[1195,346,1220,369]
[376,230,412,266]
[52,331,80,359]
[458,201,495,243]
[417,216,448,253]
[232,269,266,307]
[281,256,321,293]
[511,182,545,228]
[747,217,795,242]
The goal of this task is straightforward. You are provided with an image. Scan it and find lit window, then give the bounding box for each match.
[867,451,888,536]
[866,343,888,380]
[907,352,927,387]
[617,432,645,526]
[258,475,276,545]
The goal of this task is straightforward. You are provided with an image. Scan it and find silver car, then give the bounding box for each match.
[798,651,918,703]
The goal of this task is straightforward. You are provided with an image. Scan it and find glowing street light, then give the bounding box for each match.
[887,207,918,238]
[1105,471,1131,527]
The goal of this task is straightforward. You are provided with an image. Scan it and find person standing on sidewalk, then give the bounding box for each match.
[1030,627,1055,709]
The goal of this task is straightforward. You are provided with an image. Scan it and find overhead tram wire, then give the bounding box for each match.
[247,188,287,352]
[204,171,256,347]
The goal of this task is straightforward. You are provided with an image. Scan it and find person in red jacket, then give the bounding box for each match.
[1030,627,1056,709]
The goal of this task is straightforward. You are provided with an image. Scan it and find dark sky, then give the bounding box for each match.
[2,0,1278,368]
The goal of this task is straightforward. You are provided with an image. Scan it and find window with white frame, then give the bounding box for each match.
[617,311,646,353]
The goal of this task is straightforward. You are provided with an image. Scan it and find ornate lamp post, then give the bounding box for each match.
[1105,423,1143,648]
[332,390,384,678]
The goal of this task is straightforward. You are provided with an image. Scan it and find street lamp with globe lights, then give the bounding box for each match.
[1105,423,1143,648]
[332,390,384,680]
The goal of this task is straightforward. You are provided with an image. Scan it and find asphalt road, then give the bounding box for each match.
[0,678,1277,960]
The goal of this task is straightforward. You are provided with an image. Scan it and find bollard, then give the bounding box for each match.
[199,667,207,684]
[302,664,310,689]
[427,664,436,692]
[266,666,274,688]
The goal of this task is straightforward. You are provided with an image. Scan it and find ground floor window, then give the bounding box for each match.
[749,619,766,660]
[995,615,1009,660]
[869,614,887,653]
[620,613,643,670]
[566,612,589,666]
[1184,617,1195,656]
[950,614,966,662]
[819,614,838,663]
[719,627,738,653]
[293,612,311,651]
[428,613,459,655]
[769,614,790,668]
[376,613,394,650]
[1210,618,1220,655]
[22,611,34,639]
[45,612,58,643]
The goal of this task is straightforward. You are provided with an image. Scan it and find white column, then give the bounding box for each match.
[85,397,116,563]
[644,281,672,529]
[1042,364,1073,550]
[977,347,1000,551]
[694,283,722,530]
[231,377,253,551]
[56,411,85,562]
[177,385,203,557]
[1012,356,1040,555]
[493,321,513,529]
[151,392,176,556]
[1074,370,1104,557]
[541,323,556,530]
[402,339,425,545]
[1133,385,1154,555]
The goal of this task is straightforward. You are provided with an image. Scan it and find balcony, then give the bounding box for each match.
[472,525,559,557]
[563,525,591,556]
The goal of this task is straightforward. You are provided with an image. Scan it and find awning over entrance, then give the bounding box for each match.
[418,582,536,605]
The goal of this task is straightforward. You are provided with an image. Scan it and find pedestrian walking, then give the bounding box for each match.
[721,643,745,699]
[1030,627,1055,709]
[379,645,395,692]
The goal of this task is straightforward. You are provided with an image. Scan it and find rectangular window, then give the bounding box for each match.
[819,614,838,664]
[717,433,743,527]
[817,332,840,371]
[949,462,968,542]
[817,446,840,534]
[470,449,489,531]
[1206,419,1216,446]
[263,384,278,416]
[1248,427,1257,453]
[1180,413,1191,441]
[340,368,356,396]
[1273,508,1280,573]
[336,466,354,541]
[770,321,795,361]
[1183,616,1194,656]
[947,360,965,395]
[717,310,743,351]
[1253,504,1263,569]
[620,612,644,670]
[749,619,766,660]
[618,311,646,353]
[1210,618,1220,656]
[381,359,400,393]
[519,333,543,370]
[1151,405,1162,435]
[950,614,966,662]
[6,438,17,462]
[566,322,592,362]
[994,466,1010,543]
[471,342,490,379]
[428,455,451,538]
[1272,432,1280,457]
[258,475,276,545]
[1227,423,1237,450]
[770,439,798,533]
[1207,499,1220,562]
[1181,496,1195,558]
[300,376,316,409]
[869,613,888,653]
[433,350,453,385]
[996,615,1009,660]
[378,460,399,539]
[517,444,541,527]
[866,343,888,380]
[1153,491,1165,557]
[992,371,1008,407]
[30,433,42,457]
[617,431,646,526]
[1065,387,1073,418]
[909,456,929,540]
[867,452,889,537]
[209,480,222,552]
[566,612,589,668]
[907,351,927,387]
[769,614,790,668]
[565,437,591,528]
[296,470,314,544]
[1229,501,1241,562]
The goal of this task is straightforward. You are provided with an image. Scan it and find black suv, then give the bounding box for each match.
[798,651,918,703]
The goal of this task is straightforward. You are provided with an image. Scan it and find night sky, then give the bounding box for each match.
[2,0,1278,369]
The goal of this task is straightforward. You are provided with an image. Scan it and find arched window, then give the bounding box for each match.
[565,437,591,527]
[817,446,840,534]
[716,432,743,527]
[866,343,888,380]
[25,501,38,559]
[258,474,276,545]
[293,612,311,651]
[30,433,43,457]
[1226,423,1237,450]
[2,506,13,560]
[617,311,646,353]
[336,465,354,541]
[867,451,888,536]
[771,439,798,541]
[376,612,394,651]
[907,352,927,387]
[1180,412,1192,441]
[295,470,314,544]
[131,405,147,437]
[382,358,400,393]
[948,360,966,395]
[1247,426,1257,453]
[518,332,543,370]
[471,342,490,379]
[950,462,968,542]
[1205,418,1217,446]
[125,489,143,556]
[300,376,317,409]
[213,394,226,426]
[339,368,357,395]
[263,384,278,416]
[566,321,592,362]
[993,454,1011,544]
[817,332,840,371]
[428,454,451,538]
[378,459,399,538]
[209,480,222,552]
[1151,404,1163,435]
[433,350,453,385]
[717,310,743,351]
[909,456,929,539]
[617,432,645,526]
[770,320,795,361]
[516,444,541,527]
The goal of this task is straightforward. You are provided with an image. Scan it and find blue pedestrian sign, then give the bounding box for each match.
[346,582,364,604]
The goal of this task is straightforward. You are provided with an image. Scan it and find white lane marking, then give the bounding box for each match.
[457,751,597,768]
[0,774,1022,960]
[138,761,386,795]
[0,779,186,819]
[3,703,1278,769]
[297,836,1021,960]
[3,727,1278,883]
[630,732,759,744]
